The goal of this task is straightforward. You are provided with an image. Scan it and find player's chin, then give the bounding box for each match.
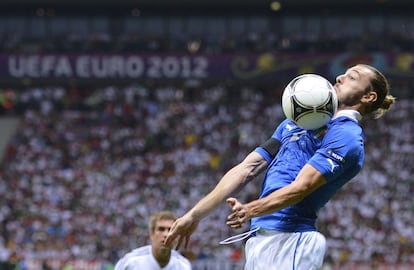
[161,241,174,250]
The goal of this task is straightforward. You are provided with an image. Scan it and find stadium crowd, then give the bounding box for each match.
[1,28,414,54]
[0,3,412,269]
[0,80,412,269]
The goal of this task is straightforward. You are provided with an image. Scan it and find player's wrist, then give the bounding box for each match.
[188,210,203,222]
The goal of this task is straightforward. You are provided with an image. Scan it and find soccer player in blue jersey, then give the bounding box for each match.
[115,211,192,270]
[164,64,396,269]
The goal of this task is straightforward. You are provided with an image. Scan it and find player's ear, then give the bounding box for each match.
[361,91,377,104]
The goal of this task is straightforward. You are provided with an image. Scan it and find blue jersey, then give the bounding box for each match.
[251,113,364,233]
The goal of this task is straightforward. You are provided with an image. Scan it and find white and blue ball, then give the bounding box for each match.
[282,74,338,130]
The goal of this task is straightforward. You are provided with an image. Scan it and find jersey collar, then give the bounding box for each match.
[333,109,362,122]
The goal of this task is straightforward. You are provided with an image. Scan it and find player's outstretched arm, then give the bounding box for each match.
[164,151,268,248]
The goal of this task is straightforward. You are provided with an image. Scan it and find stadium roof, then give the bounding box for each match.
[0,0,412,8]
[0,0,411,16]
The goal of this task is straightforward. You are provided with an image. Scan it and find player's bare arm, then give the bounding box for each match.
[164,151,268,248]
[226,164,327,229]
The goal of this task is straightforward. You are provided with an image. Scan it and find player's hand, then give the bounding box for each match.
[164,214,199,250]
[226,197,249,229]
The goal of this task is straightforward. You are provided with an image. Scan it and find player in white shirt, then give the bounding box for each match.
[115,211,192,270]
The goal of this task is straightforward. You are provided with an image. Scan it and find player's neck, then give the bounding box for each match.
[154,248,171,268]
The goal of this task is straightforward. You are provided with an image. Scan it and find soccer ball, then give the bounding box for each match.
[282,74,338,130]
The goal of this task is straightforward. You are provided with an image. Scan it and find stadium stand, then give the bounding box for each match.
[0,1,413,269]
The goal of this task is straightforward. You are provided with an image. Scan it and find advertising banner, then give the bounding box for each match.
[0,52,413,81]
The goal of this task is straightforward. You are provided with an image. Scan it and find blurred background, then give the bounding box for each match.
[0,0,413,269]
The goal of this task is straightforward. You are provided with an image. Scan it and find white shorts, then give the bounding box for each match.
[244,229,326,270]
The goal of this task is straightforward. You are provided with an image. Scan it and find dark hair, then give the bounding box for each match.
[359,64,396,118]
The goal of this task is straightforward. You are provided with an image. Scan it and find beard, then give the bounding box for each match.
[338,93,362,108]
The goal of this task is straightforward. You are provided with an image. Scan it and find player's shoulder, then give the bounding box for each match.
[323,117,364,155]
[170,250,192,269]
[125,245,151,258]
[277,119,304,136]
[327,117,362,139]
[114,246,151,270]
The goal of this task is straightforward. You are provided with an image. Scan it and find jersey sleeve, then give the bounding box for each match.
[308,124,364,183]
[254,119,288,163]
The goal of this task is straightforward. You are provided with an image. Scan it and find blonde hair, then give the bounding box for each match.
[148,211,176,233]
[359,64,396,118]
[373,94,396,119]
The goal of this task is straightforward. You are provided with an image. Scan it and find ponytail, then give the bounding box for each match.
[373,94,396,119]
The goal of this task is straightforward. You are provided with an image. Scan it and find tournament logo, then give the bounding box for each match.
[326,149,345,163]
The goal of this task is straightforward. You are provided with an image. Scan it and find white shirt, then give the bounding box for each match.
[114,245,192,270]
